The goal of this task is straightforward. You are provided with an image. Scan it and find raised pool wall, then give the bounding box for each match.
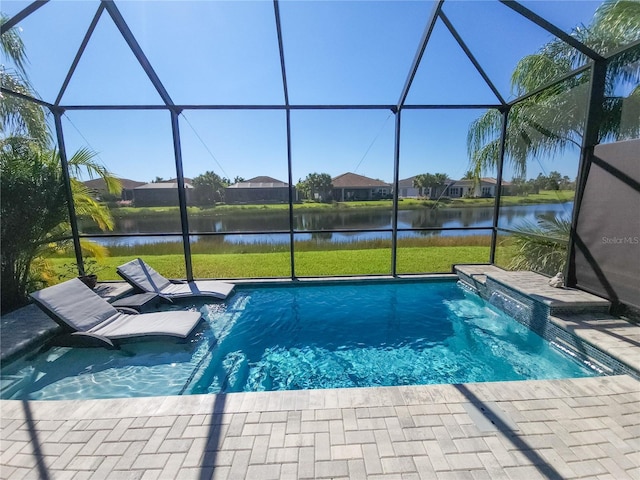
[454,265,639,380]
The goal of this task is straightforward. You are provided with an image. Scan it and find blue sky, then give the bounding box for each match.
[3,0,603,184]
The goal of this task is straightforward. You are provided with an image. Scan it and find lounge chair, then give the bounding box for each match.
[30,278,203,349]
[116,258,235,300]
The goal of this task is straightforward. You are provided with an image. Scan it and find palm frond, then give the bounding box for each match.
[70,179,115,231]
[0,14,29,77]
[508,215,571,275]
[65,147,123,195]
[0,73,50,146]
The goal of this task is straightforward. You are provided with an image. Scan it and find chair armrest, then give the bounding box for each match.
[170,280,187,284]
[115,307,140,314]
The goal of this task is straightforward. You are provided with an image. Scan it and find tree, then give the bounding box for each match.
[0,137,117,312]
[299,173,333,202]
[413,172,448,198]
[559,175,574,190]
[0,14,50,146]
[510,176,531,196]
[508,215,571,276]
[296,178,310,201]
[545,171,563,190]
[1,138,66,311]
[192,171,227,205]
[467,0,640,178]
[1,16,121,311]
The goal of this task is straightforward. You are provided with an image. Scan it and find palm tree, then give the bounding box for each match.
[0,14,50,146]
[413,172,448,199]
[1,137,119,311]
[467,0,640,178]
[1,14,122,311]
[506,215,572,276]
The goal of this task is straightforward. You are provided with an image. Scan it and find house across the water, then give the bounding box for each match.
[332,172,391,201]
[398,176,511,199]
[83,177,145,202]
[447,177,512,198]
[225,176,291,204]
[132,179,194,207]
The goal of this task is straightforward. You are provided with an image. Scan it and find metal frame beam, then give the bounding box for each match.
[56,4,105,106]
[566,59,608,287]
[396,0,444,110]
[438,11,506,106]
[53,109,85,275]
[102,0,174,107]
[489,108,510,263]
[9,0,640,285]
[499,0,605,62]
[170,110,193,280]
[1,1,49,34]
[55,103,504,111]
[0,87,54,109]
[273,0,296,279]
[391,110,401,276]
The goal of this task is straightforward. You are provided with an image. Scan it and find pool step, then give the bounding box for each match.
[454,265,611,315]
[549,311,640,378]
[454,265,639,379]
[0,375,31,399]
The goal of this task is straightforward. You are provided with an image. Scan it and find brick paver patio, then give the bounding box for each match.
[2,375,639,479]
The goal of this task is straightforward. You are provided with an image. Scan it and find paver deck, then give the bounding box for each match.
[2,274,639,479]
[1,376,638,479]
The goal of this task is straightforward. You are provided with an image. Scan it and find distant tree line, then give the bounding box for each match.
[510,171,575,196]
[186,169,575,206]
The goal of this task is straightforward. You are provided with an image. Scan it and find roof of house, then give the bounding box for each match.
[227,176,289,189]
[159,178,193,184]
[332,172,390,188]
[134,182,193,189]
[83,178,146,191]
[398,176,417,188]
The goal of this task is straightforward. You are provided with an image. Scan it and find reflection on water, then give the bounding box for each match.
[88,203,573,246]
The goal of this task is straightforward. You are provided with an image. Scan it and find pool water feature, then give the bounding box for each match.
[1,281,599,400]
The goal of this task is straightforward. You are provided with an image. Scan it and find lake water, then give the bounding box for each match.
[87,202,573,246]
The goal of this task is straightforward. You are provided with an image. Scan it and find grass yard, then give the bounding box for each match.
[49,245,493,282]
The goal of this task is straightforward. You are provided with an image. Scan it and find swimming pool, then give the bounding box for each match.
[1,280,600,400]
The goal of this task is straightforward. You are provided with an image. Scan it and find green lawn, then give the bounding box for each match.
[49,246,493,283]
[447,190,575,207]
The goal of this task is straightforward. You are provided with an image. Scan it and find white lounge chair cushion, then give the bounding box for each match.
[30,278,202,340]
[117,258,235,299]
[89,311,202,339]
[160,280,236,299]
[116,259,171,293]
[31,278,119,331]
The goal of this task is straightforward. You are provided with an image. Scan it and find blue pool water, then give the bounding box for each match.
[1,281,599,400]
